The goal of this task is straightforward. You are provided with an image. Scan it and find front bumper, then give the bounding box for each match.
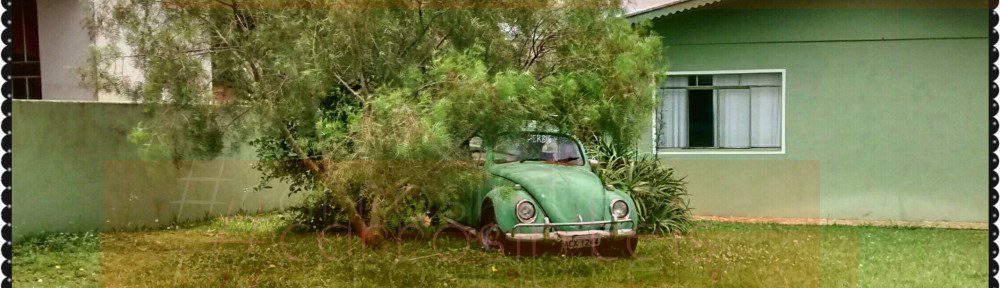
[507,218,635,241]
[500,218,638,257]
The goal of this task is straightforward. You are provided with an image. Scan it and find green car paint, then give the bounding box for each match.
[453,132,638,236]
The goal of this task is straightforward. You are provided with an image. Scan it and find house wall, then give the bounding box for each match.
[36,0,94,101]
[35,0,186,102]
[13,101,301,238]
[644,0,987,222]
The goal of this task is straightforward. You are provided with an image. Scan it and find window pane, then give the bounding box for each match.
[718,89,751,148]
[697,75,712,86]
[687,89,714,147]
[751,87,782,147]
[12,0,40,62]
[11,79,27,100]
[27,78,43,100]
[12,0,42,100]
[10,62,41,77]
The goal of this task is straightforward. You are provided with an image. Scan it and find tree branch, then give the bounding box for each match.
[281,126,378,244]
[332,72,364,102]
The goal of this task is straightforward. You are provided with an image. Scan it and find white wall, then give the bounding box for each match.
[36,0,149,102]
[36,0,94,101]
[91,0,147,102]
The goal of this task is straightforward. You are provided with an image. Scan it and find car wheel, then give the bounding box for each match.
[479,205,504,252]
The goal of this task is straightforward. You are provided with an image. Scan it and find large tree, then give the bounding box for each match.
[87,0,664,245]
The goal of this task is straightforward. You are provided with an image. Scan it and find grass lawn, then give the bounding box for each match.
[15,213,985,287]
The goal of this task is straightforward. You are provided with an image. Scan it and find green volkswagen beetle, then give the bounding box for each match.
[446,132,638,257]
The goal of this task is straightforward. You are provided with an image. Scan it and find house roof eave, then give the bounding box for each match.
[625,0,725,22]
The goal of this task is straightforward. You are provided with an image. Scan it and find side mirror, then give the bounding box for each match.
[468,136,483,152]
[589,159,601,167]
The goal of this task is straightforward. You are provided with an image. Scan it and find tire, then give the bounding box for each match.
[478,204,503,251]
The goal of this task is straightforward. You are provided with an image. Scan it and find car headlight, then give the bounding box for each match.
[515,200,536,223]
[611,200,629,220]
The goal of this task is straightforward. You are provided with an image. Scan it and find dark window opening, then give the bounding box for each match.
[12,0,42,99]
[697,75,712,86]
[687,75,712,87]
[687,90,714,147]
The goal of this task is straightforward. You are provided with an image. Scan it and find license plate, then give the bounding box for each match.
[562,237,600,249]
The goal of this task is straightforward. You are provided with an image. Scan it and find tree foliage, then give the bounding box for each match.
[87,0,666,245]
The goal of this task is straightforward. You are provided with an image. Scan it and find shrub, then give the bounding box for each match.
[284,159,483,238]
[288,190,349,232]
[590,139,692,234]
[17,231,101,256]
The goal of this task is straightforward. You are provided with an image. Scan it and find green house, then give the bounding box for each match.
[630,0,987,224]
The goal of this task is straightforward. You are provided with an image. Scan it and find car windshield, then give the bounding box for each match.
[492,134,584,166]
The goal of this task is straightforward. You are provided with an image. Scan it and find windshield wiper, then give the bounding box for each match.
[518,158,546,163]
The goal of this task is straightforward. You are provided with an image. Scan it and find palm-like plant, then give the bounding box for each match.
[590,139,691,234]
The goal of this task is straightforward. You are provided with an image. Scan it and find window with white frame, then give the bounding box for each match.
[657,72,783,150]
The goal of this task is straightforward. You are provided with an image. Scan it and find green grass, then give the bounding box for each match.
[16,231,101,287]
[15,214,986,287]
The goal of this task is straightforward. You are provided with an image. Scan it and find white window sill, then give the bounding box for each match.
[655,147,784,155]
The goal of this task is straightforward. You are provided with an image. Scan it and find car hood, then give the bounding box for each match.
[490,162,608,225]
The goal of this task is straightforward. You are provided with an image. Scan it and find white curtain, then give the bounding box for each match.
[659,88,688,148]
[718,88,751,148]
[658,76,688,148]
[744,74,782,147]
[714,75,748,148]
[751,87,782,147]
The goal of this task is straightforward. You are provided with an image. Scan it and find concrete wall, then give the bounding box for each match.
[13,101,300,238]
[645,0,986,222]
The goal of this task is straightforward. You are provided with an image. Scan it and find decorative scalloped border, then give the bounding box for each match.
[0,2,993,287]
[1,0,11,286]
[992,2,998,287]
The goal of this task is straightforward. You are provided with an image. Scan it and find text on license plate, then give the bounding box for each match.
[562,237,600,249]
